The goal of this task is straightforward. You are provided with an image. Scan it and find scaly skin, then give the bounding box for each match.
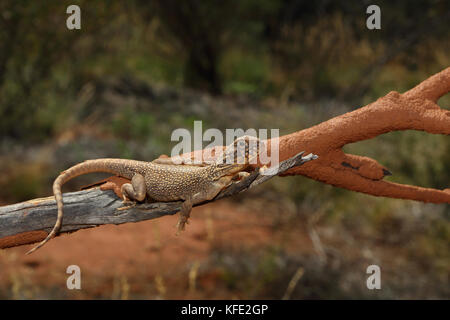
[26,136,260,254]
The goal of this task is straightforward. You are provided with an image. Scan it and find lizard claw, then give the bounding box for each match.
[259,165,268,174]
[117,201,137,211]
[176,217,189,234]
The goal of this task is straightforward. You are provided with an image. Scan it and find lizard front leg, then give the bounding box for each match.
[176,175,237,232]
[176,196,193,233]
[233,171,250,181]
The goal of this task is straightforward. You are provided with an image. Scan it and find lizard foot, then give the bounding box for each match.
[232,171,250,183]
[175,219,187,235]
[117,201,137,211]
[176,199,193,234]
[176,215,191,233]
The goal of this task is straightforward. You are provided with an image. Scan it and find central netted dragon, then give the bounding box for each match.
[27,136,272,254]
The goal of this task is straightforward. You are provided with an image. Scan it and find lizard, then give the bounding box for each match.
[26,135,263,254]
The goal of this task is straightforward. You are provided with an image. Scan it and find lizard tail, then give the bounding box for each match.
[26,159,141,255]
[25,175,66,255]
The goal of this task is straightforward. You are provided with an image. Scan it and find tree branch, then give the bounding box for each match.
[0,152,317,249]
[179,67,450,203]
[275,67,450,203]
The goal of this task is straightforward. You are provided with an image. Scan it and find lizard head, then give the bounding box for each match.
[217,135,262,166]
[211,135,264,178]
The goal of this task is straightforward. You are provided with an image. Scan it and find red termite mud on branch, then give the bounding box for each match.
[275,67,450,203]
[180,67,450,204]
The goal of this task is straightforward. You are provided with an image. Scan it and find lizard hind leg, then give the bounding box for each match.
[121,173,147,203]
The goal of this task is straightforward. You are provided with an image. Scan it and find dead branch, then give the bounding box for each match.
[0,152,316,249]
[276,67,450,203]
[184,67,450,203]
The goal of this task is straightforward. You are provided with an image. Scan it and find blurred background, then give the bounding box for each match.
[0,0,449,299]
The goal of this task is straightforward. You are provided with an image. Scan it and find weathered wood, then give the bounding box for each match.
[0,152,317,249]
